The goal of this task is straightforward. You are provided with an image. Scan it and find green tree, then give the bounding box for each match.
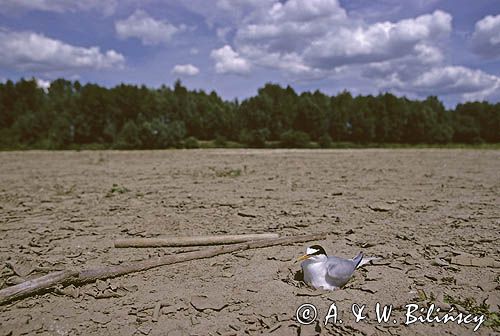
[294,93,327,140]
[329,91,352,141]
[280,130,311,148]
[239,128,269,147]
[0,77,499,149]
[349,97,375,143]
[116,120,142,149]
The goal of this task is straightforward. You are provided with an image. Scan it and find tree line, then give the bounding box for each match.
[0,78,498,149]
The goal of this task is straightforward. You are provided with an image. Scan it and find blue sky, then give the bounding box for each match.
[0,0,499,107]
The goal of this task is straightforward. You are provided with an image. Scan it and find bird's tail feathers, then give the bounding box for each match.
[353,252,363,268]
[356,255,380,268]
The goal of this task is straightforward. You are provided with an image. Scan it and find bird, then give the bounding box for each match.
[297,245,365,290]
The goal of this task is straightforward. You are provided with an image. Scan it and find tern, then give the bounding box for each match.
[298,245,370,290]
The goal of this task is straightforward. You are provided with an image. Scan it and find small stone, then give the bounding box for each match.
[222,270,233,278]
[369,203,393,212]
[6,276,25,285]
[137,325,152,335]
[60,285,80,298]
[451,256,500,268]
[190,295,228,312]
[91,313,111,325]
[162,305,178,315]
[435,292,452,310]
[485,294,499,313]
[432,258,449,267]
[360,282,381,294]
[237,211,256,218]
[427,240,447,247]
[477,280,498,292]
[95,279,108,291]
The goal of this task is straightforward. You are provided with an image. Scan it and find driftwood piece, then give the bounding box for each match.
[114,233,280,248]
[0,233,326,305]
[0,270,79,305]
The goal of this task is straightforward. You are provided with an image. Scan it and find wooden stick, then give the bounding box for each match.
[0,233,325,305]
[0,270,79,305]
[114,233,280,248]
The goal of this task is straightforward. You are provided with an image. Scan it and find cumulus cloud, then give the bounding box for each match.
[266,0,347,23]
[471,14,500,58]
[370,62,500,101]
[115,10,182,45]
[407,66,499,95]
[0,29,125,71]
[0,0,117,15]
[236,0,347,55]
[211,45,251,75]
[230,0,452,83]
[171,64,200,76]
[363,41,444,83]
[303,10,451,68]
[219,0,497,100]
[35,78,51,91]
[193,1,499,101]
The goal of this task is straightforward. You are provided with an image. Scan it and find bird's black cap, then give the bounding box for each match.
[308,245,327,256]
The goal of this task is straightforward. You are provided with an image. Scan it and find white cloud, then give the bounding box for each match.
[189,0,275,26]
[267,0,347,23]
[236,0,347,55]
[0,0,117,15]
[171,64,200,76]
[164,1,500,102]
[303,10,451,68]
[413,43,444,64]
[410,66,500,95]
[371,63,500,101]
[471,14,500,58]
[0,29,125,72]
[362,41,445,83]
[115,10,181,45]
[221,1,495,101]
[211,45,251,75]
[229,0,452,84]
[344,0,443,22]
[230,0,348,78]
[35,78,51,91]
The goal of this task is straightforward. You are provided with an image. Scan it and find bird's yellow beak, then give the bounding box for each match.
[297,254,310,262]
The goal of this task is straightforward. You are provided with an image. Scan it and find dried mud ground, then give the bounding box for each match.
[0,149,499,336]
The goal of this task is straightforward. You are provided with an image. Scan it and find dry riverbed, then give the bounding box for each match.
[0,149,499,335]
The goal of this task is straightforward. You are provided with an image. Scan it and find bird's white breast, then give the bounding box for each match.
[301,259,338,291]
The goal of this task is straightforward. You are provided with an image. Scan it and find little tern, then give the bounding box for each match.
[298,245,365,290]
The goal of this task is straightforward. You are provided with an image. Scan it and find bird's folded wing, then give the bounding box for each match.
[326,260,356,282]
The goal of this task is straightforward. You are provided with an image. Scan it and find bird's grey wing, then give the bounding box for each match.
[326,257,357,287]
